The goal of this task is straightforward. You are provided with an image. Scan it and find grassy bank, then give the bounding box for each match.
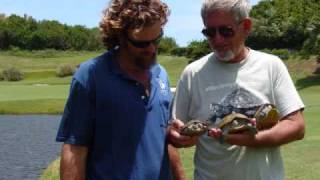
[0,84,68,114]
[39,158,60,180]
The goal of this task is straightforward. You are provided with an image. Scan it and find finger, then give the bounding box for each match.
[208,128,222,138]
[169,128,194,141]
[171,119,185,129]
[250,118,257,126]
[169,128,198,147]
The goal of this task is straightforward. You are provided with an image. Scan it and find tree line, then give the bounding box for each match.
[1,0,320,59]
[0,14,103,50]
[247,0,320,55]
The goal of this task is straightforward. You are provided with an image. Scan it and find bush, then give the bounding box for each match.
[158,37,178,55]
[2,67,24,81]
[261,49,291,60]
[185,40,211,60]
[171,47,188,57]
[0,72,4,81]
[56,64,75,77]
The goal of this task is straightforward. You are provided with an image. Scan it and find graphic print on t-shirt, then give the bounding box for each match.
[208,84,266,125]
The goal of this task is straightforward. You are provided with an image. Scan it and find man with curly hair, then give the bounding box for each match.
[56,0,185,179]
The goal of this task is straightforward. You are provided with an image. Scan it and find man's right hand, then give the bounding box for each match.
[168,119,199,148]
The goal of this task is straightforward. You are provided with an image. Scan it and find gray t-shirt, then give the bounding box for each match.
[172,50,304,180]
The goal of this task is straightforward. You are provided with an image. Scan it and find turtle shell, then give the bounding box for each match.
[217,113,249,129]
[254,104,279,130]
[218,113,257,135]
[180,120,209,136]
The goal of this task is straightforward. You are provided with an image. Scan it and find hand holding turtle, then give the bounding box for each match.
[208,117,257,144]
[208,104,279,146]
[168,119,199,148]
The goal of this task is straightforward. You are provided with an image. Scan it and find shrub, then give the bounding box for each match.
[0,72,4,81]
[171,47,188,57]
[261,49,291,60]
[56,64,75,77]
[158,37,178,55]
[2,67,24,81]
[272,49,290,60]
[185,40,211,60]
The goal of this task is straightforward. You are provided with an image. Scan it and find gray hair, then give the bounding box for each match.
[201,0,251,22]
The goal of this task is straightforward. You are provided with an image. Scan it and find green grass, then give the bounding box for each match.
[0,99,66,114]
[158,55,190,86]
[0,85,69,101]
[0,52,189,86]
[0,71,72,85]
[179,147,195,179]
[0,51,100,71]
[39,158,60,180]
[0,52,189,114]
[282,104,320,180]
[0,84,69,114]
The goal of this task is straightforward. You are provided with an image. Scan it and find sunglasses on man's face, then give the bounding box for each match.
[127,30,163,48]
[202,26,235,39]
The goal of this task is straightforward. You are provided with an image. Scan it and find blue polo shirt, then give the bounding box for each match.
[56,50,173,180]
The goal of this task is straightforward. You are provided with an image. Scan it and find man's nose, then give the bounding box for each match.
[145,43,158,53]
[210,32,225,44]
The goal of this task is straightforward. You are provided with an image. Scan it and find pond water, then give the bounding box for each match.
[0,115,62,180]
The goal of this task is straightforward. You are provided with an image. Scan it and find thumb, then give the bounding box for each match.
[171,119,185,129]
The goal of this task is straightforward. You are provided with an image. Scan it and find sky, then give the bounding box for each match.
[0,0,261,47]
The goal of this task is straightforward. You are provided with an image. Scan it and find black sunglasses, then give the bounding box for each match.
[127,30,163,48]
[202,26,235,39]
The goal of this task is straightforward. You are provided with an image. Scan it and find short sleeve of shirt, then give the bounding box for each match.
[272,59,305,118]
[56,77,95,146]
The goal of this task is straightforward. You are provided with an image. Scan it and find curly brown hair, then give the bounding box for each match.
[99,0,170,49]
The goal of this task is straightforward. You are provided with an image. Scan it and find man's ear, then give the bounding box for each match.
[242,18,252,35]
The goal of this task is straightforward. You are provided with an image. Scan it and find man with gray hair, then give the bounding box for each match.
[169,0,305,179]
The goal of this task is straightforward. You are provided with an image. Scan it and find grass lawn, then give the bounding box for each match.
[39,158,60,180]
[0,84,68,114]
[0,51,100,71]
[280,86,320,180]
[282,107,320,180]
[0,52,189,114]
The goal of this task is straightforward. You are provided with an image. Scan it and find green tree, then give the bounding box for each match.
[0,13,9,49]
[248,0,320,53]
[158,37,178,55]
[186,40,211,59]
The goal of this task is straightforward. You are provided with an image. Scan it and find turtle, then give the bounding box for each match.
[217,104,279,136]
[217,112,257,135]
[179,120,209,137]
[254,104,279,130]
